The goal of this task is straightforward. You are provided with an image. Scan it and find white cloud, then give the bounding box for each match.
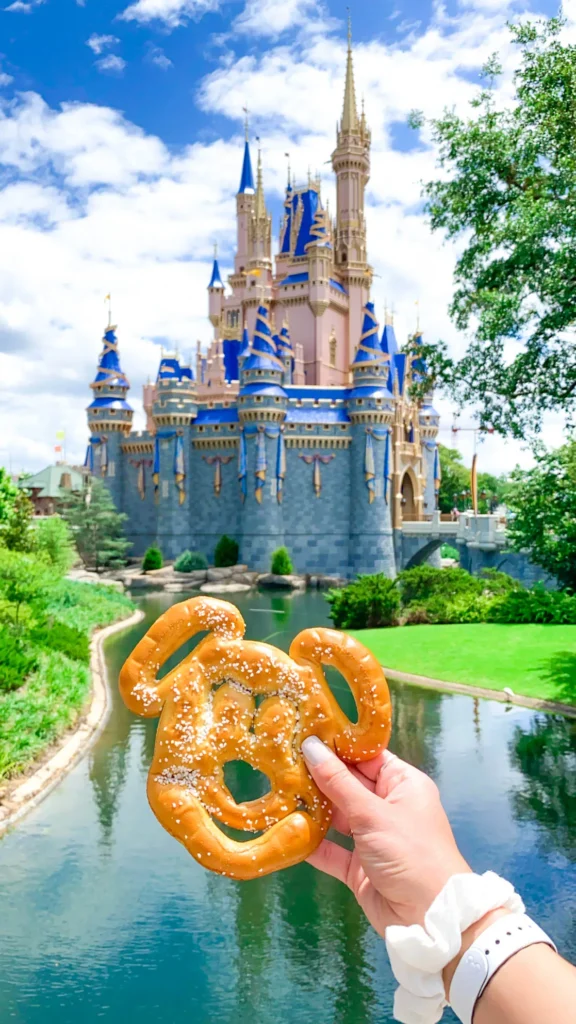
[4,0,44,10]
[95,54,127,74]
[0,65,13,86]
[118,0,219,28]
[147,44,173,69]
[233,0,323,38]
[86,34,120,56]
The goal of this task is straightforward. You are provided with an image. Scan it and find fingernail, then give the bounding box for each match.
[302,736,333,766]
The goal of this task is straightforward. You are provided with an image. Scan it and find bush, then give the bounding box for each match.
[441,544,459,559]
[34,516,77,574]
[0,626,38,693]
[174,550,208,573]
[327,574,400,630]
[142,545,163,572]
[488,585,576,624]
[271,547,293,575]
[398,565,482,605]
[31,620,90,664]
[214,535,239,568]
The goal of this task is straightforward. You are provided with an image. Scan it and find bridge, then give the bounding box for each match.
[397,512,546,586]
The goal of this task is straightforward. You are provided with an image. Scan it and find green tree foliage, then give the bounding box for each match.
[0,625,38,694]
[437,446,508,513]
[327,575,401,629]
[0,549,56,628]
[142,545,163,571]
[174,550,208,572]
[59,479,131,571]
[506,441,576,591]
[0,467,18,534]
[1,488,34,552]
[270,547,293,575]
[411,18,576,437]
[33,515,77,574]
[214,535,239,568]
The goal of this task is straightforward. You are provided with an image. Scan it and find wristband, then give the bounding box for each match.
[449,912,556,1024]
[385,871,525,1024]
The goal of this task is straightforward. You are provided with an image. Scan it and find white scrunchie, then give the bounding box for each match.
[385,871,525,1024]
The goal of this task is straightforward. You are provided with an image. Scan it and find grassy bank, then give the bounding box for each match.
[0,581,134,780]
[351,623,576,706]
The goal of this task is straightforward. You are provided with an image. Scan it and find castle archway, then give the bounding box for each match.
[400,471,417,521]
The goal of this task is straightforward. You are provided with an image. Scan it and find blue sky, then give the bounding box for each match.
[0,0,566,472]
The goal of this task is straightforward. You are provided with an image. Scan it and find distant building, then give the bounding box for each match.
[19,463,86,516]
[84,31,441,576]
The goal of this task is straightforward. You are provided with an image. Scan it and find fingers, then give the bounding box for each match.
[302,737,384,834]
[306,838,351,884]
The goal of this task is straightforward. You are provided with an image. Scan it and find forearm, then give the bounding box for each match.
[474,943,576,1024]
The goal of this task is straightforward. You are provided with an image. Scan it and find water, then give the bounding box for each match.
[1,589,575,1023]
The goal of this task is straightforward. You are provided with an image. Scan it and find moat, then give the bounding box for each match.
[0,589,575,1024]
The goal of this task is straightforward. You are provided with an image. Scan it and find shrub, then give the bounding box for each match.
[142,545,163,572]
[488,585,576,624]
[0,626,38,693]
[327,574,400,630]
[214,535,239,568]
[441,544,459,560]
[174,550,208,573]
[34,516,77,574]
[398,565,482,605]
[31,620,90,664]
[271,547,293,576]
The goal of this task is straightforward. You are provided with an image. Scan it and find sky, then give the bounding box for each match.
[0,0,567,475]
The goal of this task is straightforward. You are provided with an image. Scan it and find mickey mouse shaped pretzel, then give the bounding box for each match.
[119,596,392,880]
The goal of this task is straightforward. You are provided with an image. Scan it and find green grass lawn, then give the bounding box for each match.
[351,624,576,706]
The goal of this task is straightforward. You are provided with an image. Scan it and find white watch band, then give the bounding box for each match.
[449,912,556,1024]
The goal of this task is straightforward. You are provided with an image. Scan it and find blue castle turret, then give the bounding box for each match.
[238,303,288,569]
[86,323,133,510]
[347,302,396,576]
[152,354,197,551]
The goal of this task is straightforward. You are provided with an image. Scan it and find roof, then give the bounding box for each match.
[92,326,130,389]
[157,356,195,384]
[88,397,133,411]
[19,463,85,498]
[352,303,388,368]
[208,257,224,289]
[223,338,240,383]
[279,271,309,287]
[381,322,399,359]
[330,279,347,294]
[242,304,284,373]
[279,183,293,254]
[286,407,349,424]
[286,386,348,401]
[239,140,255,194]
[346,384,392,400]
[393,353,407,394]
[276,323,293,356]
[195,407,239,424]
[240,383,287,398]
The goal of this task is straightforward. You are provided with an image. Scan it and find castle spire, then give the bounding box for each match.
[239,138,255,194]
[341,12,359,133]
[255,145,266,220]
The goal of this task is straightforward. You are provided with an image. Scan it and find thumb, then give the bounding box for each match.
[302,736,384,834]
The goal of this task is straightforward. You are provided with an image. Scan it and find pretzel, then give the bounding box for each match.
[119,596,392,880]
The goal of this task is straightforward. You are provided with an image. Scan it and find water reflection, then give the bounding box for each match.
[510,714,576,862]
[388,681,443,777]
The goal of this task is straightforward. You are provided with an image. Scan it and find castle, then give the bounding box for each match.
[85,33,441,577]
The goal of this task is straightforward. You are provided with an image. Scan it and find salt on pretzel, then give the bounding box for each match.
[119,596,391,880]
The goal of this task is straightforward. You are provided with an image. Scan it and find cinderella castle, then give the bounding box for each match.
[85,32,441,577]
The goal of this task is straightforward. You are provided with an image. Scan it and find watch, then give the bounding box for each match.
[449,912,556,1024]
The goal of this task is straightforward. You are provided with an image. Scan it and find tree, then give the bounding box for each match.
[59,479,131,571]
[410,18,576,438]
[1,488,34,551]
[0,549,56,628]
[34,515,77,574]
[0,467,19,535]
[437,446,469,513]
[505,441,576,591]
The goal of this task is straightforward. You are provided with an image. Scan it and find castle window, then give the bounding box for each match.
[329,333,337,368]
[356,399,363,406]
[256,396,262,402]
[109,409,116,415]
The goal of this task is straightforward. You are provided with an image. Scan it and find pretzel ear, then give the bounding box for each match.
[289,628,392,761]
[119,596,245,718]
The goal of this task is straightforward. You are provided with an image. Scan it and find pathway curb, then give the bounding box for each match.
[382,666,576,719]
[0,608,145,836]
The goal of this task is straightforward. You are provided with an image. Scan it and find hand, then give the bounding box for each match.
[302,736,471,935]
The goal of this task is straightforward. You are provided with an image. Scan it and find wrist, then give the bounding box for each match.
[442,907,512,997]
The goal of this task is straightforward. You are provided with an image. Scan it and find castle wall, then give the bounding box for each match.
[123,446,158,556]
[189,444,240,562]
[349,425,396,577]
[283,444,351,576]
